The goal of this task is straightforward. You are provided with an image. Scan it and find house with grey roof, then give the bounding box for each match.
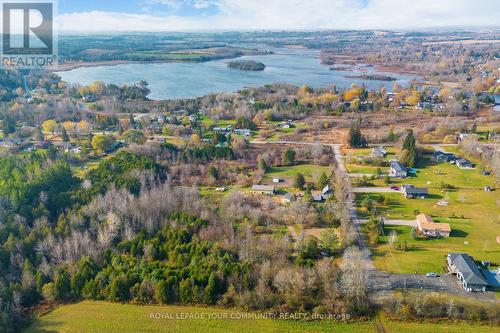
[389,160,407,178]
[432,151,456,163]
[402,185,429,199]
[455,158,474,169]
[312,185,334,202]
[371,147,387,158]
[447,253,489,292]
[251,185,276,195]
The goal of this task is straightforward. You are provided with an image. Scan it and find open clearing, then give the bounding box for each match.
[24,301,497,333]
[262,164,332,184]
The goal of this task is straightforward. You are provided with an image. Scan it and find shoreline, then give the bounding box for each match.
[50,59,217,72]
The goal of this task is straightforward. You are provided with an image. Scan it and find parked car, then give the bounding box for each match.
[390,186,400,191]
[426,273,439,278]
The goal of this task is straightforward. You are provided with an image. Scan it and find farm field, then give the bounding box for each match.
[24,301,497,333]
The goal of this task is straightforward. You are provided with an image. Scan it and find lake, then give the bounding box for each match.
[56,48,418,100]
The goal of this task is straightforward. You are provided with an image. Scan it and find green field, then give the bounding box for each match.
[262,164,332,183]
[24,301,497,333]
[376,157,494,189]
[346,164,381,175]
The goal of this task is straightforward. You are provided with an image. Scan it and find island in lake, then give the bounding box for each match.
[228,60,266,71]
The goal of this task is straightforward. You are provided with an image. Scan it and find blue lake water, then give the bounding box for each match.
[56,48,418,100]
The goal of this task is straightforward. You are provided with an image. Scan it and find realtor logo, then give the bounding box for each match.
[1,0,57,68]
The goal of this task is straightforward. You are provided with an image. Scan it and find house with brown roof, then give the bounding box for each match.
[416,214,451,238]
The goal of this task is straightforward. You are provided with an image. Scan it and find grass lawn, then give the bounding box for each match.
[24,301,497,333]
[346,164,382,175]
[262,164,332,183]
[201,116,237,128]
[372,156,495,189]
[356,189,500,273]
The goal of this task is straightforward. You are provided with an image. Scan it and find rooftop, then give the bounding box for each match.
[252,185,275,192]
[390,160,406,173]
[448,253,488,286]
[416,214,451,233]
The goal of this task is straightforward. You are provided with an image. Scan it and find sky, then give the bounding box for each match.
[52,0,500,32]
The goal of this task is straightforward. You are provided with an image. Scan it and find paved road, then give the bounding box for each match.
[369,271,497,302]
[430,144,449,153]
[357,219,417,227]
[353,187,398,193]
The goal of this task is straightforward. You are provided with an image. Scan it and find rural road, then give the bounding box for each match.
[353,187,398,193]
[357,219,417,227]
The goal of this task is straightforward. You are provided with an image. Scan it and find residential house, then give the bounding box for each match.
[389,160,407,178]
[312,193,325,202]
[82,94,98,102]
[322,185,333,198]
[213,125,233,135]
[0,138,26,147]
[279,120,294,129]
[432,151,456,163]
[312,185,333,202]
[276,192,293,204]
[34,141,52,149]
[482,269,500,291]
[234,129,252,136]
[371,147,387,158]
[456,158,474,169]
[402,185,428,199]
[447,253,489,292]
[251,185,276,195]
[173,110,188,117]
[457,133,470,141]
[416,214,451,238]
[106,141,126,153]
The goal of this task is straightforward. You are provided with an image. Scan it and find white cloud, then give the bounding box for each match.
[58,0,500,32]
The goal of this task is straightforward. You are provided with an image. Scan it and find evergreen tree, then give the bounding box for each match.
[258,157,268,173]
[54,267,71,301]
[348,124,367,148]
[294,173,306,189]
[401,129,417,168]
[61,127,69,142]
[208,166,218,180]
[1,115,16,135]
[283,149,296,166]
[34,127,45,141]
[402,129,416,151]
[203,273,217,305]
[317,171,329,189]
